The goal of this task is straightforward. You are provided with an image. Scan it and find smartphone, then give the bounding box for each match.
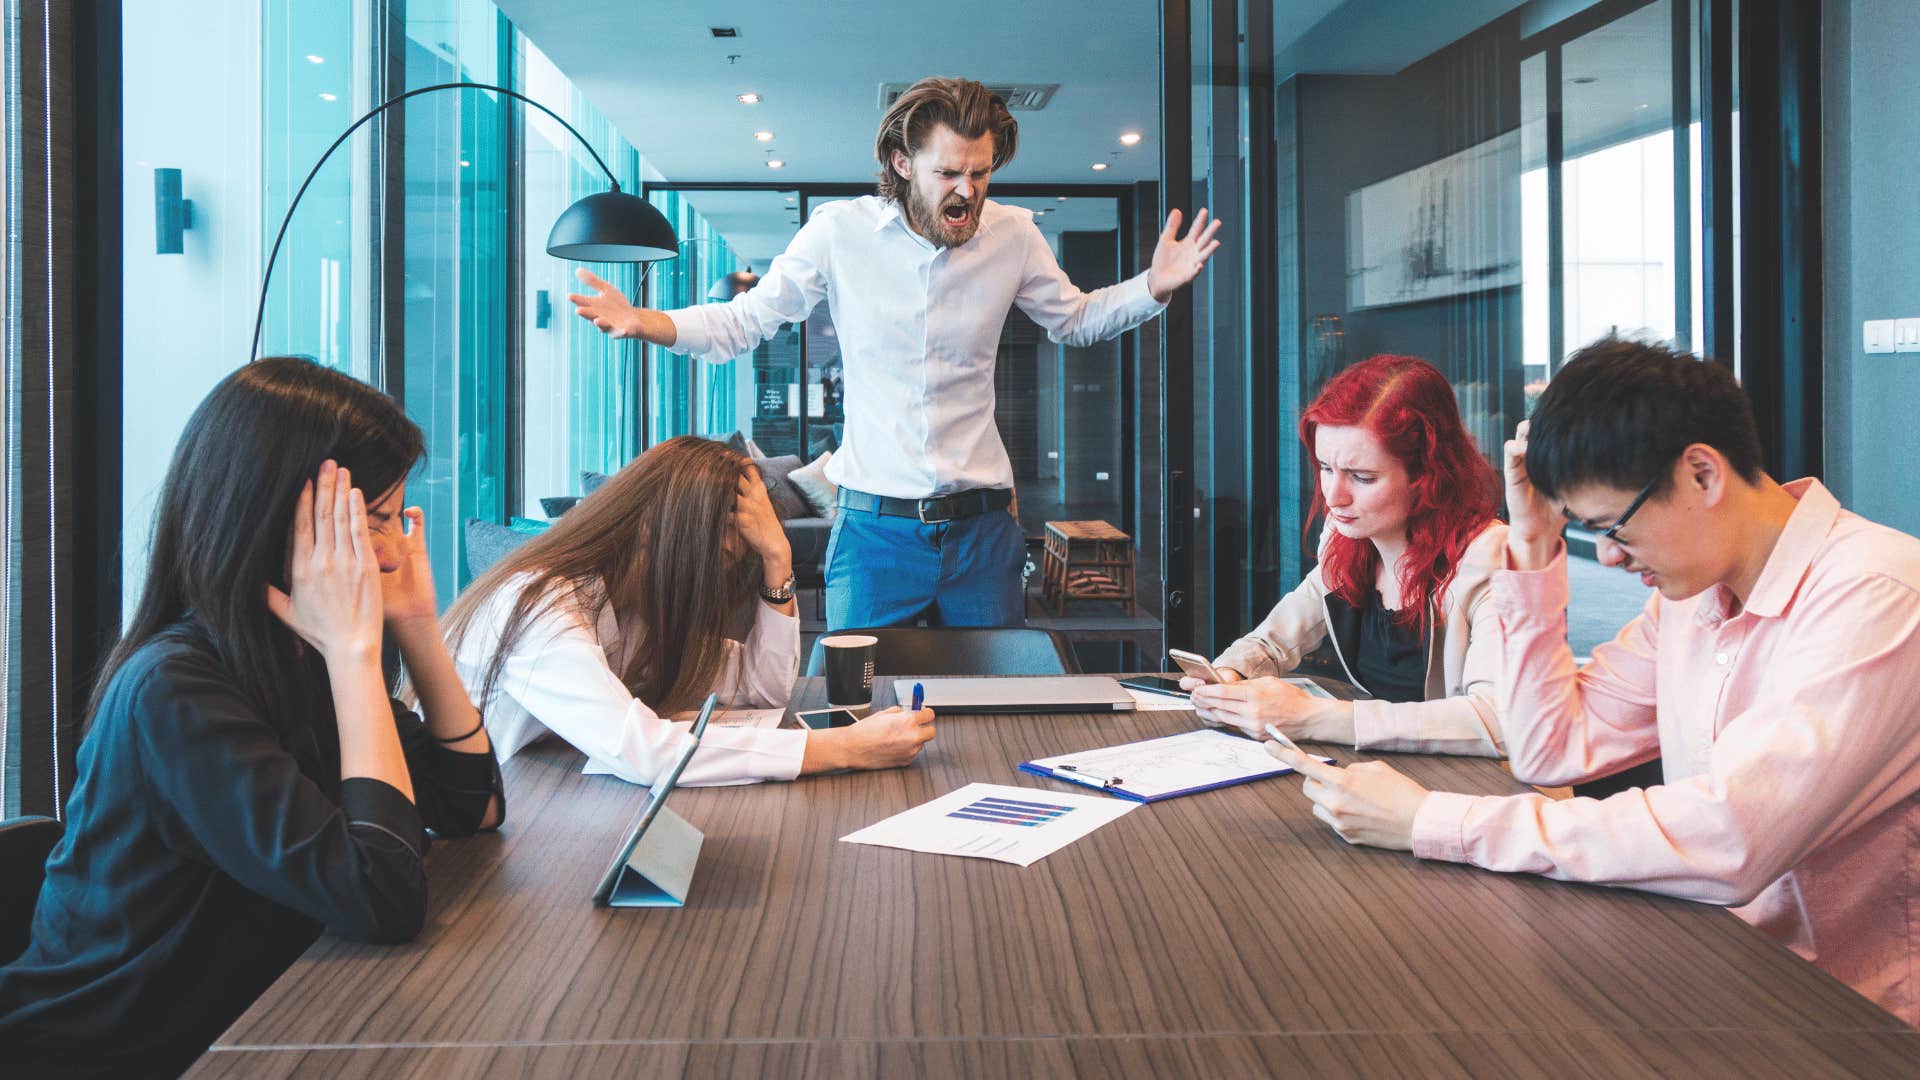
[794,707,862,730]
[1118,675,1189,699]
[1167,648,1223,684]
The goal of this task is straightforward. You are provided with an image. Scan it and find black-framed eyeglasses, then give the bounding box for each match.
[1595,474,1662,543]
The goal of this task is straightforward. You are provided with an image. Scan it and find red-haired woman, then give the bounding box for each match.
[1185,355,1509,756]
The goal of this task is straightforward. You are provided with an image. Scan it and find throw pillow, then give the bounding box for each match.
[754,454,812,520]
[787,451,838,521]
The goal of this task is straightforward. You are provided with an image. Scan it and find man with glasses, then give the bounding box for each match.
[1267,337,1920,1025]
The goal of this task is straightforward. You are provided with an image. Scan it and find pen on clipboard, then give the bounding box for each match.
[911,682,925,711]
[1054,763,1123,789]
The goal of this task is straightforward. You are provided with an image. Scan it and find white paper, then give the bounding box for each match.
[1125,687,1196,712]
[1027,729,1320,802]
[840,783,1138,867]
[670,706,787,729]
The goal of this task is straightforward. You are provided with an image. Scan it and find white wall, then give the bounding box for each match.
[120,0,264,618]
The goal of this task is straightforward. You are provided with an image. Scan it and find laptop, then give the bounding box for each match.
[590,694,714,907]
[894,676,1136,715]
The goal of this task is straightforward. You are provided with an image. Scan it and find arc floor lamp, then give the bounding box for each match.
[248,80,678,364]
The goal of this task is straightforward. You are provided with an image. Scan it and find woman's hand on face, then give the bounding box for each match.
[379,507,439,630]
[1503,419,1562,569]
[843,706,936,770]
[732,471,792,568]
[266,461,385,665]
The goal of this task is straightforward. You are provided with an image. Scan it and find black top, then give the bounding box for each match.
[0,624,503,1078]
[1349,590,1429,705]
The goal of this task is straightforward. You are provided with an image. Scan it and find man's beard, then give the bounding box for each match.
[906,182,981,248]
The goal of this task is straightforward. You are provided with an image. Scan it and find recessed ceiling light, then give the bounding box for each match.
[1118,131,1143,146]
[306,54,325,64]
[318,92,337,102]
[459,159,471,168]
[1056,196,1068,202]
[766,159,785,169]
[754,130,775,142]
[1090,162,1109,171]
[738,92,761,104]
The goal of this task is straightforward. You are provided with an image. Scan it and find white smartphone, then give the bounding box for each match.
[1167,648,1223,684]
[794,706,862,730]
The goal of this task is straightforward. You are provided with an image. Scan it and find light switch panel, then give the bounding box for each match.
[1896,318,1920,353]
[1865,319,1896,354]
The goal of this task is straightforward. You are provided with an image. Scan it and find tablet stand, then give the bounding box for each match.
[605,807,705,907]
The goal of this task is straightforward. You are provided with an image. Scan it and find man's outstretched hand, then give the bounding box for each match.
[1146,208,1224,303]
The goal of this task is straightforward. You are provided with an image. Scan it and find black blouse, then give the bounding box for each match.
[0,624,503,1078]
[1349,590,1430,705]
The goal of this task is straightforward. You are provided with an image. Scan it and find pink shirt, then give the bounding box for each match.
[1412,479,1920,1025]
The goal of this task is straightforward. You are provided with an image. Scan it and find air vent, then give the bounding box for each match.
[710,26,739,38]
[878,82,1058,111]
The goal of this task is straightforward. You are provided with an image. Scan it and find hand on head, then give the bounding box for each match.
[1504,418,1564,569]
[731,470,791,566]
[265,460,385,664]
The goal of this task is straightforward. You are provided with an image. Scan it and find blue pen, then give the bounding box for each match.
[911,682,925,711]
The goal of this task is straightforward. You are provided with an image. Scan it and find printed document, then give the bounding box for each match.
[840,783,1138,867]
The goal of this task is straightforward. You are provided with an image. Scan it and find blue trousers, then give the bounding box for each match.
[825,503,1026,630]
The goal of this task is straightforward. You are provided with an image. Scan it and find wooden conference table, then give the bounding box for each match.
[193,677,1917,1078]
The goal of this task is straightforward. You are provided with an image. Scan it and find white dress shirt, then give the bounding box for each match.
[665,196,1166,499]
[453,573,806,787]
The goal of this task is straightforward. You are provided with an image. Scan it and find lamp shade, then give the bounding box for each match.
[545,190,679,262]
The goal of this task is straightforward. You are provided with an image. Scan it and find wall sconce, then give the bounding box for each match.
[155,168,194,254]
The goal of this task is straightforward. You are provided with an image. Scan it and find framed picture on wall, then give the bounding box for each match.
[1346,130,1522,310]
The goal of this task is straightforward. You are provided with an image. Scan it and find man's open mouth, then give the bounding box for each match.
[941,202,972,226]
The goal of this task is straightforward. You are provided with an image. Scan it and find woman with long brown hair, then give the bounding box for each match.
[444,436,934,785]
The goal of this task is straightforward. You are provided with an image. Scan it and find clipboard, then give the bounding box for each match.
[1018,728,1335,803]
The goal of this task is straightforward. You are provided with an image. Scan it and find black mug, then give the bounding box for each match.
[821,634,877,710]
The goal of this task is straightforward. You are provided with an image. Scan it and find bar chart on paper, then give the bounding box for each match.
[842,783,1138,866]
[947,795,1076,827]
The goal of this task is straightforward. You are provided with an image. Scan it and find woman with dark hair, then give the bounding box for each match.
[0,358,503,1077]
[1186,354,1510,756]
[444,435,934,787]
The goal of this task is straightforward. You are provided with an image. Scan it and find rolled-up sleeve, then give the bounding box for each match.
[667,213,833,364]
[1012,218,1165,348]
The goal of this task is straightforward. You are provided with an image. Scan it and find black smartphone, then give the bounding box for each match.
[1118,675,1190,699]
[794,707,862,729]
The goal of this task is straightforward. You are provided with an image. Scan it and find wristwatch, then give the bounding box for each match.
[760,574,797,604]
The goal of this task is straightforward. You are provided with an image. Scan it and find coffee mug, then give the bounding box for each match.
[821,634,878,709]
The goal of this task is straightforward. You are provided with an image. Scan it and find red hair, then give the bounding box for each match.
[1300,354,1498,635]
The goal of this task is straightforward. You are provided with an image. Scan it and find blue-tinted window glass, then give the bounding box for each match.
[402,0,511,601]
[517,33,644,517]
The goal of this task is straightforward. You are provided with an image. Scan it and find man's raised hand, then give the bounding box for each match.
[1147,208,1224,302]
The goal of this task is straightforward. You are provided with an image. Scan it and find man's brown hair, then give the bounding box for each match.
[874,77,1018,202]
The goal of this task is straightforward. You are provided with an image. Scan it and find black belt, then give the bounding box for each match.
[838,486,1013,524]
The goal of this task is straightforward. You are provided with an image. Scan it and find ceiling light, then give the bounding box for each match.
[754,130,775,142]
[738,92,761,104]
[1090,162,1109,171]
[1118,131,1143,146]
[306,54,325,64]
[766,159,785,169]
[1057,196,1068,202]
[459,159,472,168]
[318,92,337,102]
